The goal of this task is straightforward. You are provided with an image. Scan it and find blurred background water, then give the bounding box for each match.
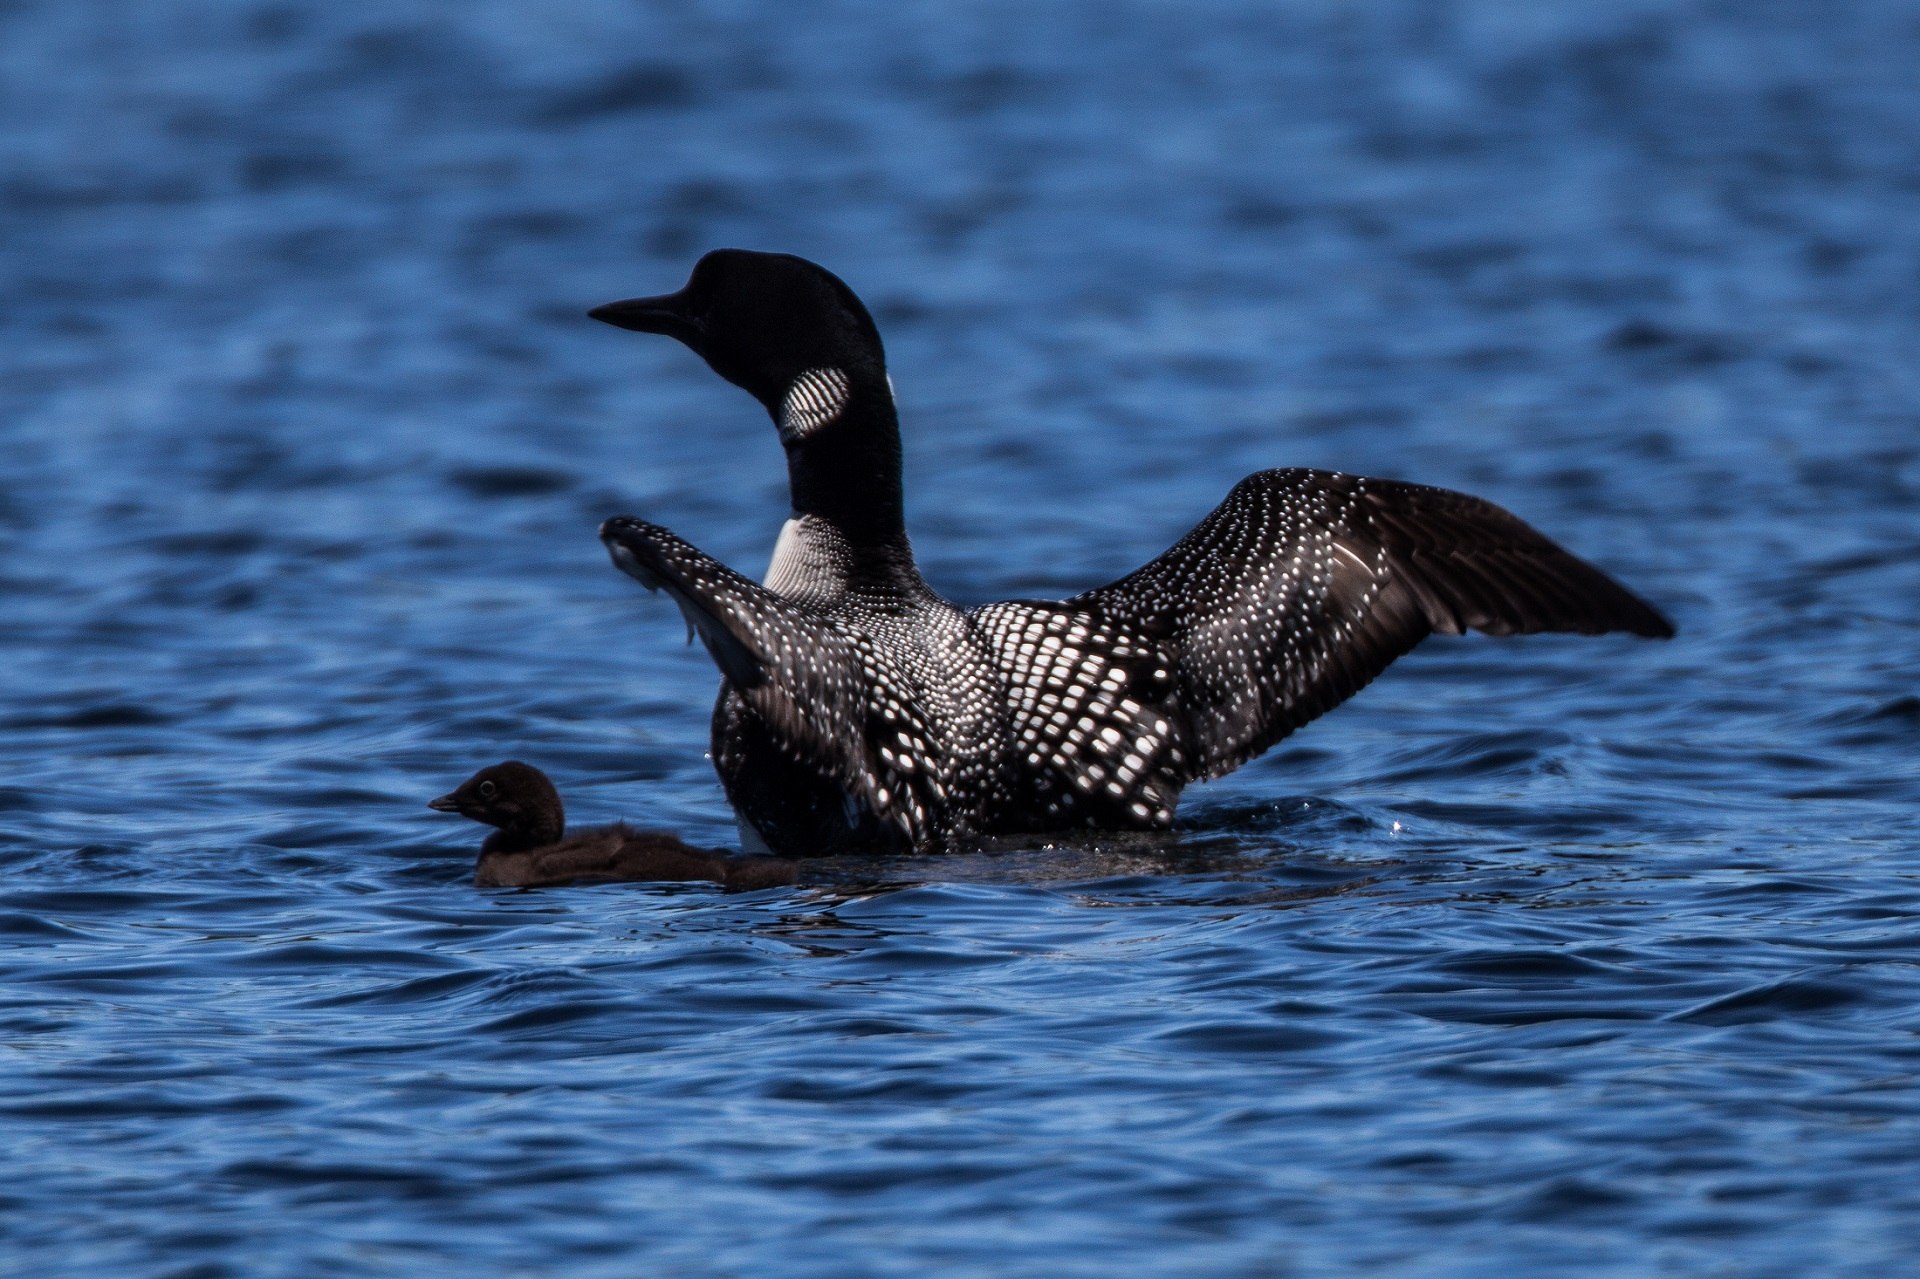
[3,1,1919,1275]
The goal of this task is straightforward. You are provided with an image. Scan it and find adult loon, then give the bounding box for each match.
[429,760,798,889]
[590,250,1672,857]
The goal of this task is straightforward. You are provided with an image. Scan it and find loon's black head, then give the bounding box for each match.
[590,250,887,434]
[428,761,565,846]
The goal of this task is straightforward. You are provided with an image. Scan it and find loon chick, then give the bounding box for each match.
[428,761,798,890]
[590,249,1674,857]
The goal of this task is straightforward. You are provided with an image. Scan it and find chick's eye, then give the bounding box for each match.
[478,781,497,799]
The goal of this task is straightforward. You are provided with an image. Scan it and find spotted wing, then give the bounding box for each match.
[1073,468,1673,784]
[968,601,1186,829]
[600,517,890,812]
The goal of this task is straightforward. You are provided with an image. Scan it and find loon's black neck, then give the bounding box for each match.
[775,373,922,585]
[784,387,900,532]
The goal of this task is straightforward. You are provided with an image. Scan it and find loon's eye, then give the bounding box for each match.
[477,780,497,800]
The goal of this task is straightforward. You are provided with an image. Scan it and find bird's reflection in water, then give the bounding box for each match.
[748,815,1409,958]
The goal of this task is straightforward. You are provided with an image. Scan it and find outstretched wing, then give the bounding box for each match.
[599,516,890,812]
[1072,469,1673,784]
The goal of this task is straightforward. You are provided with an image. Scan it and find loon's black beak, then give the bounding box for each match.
[427,793,463,814]
[588,291,700,342]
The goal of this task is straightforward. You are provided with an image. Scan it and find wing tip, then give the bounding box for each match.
[1561,572,1676,640]
[1623,602,1677,640]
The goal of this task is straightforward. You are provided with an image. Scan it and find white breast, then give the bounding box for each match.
[764,515,852,606]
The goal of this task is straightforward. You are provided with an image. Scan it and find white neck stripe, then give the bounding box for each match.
[779,367,852,442]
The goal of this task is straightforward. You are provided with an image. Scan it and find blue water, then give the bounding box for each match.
[4,1,1920,1274]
